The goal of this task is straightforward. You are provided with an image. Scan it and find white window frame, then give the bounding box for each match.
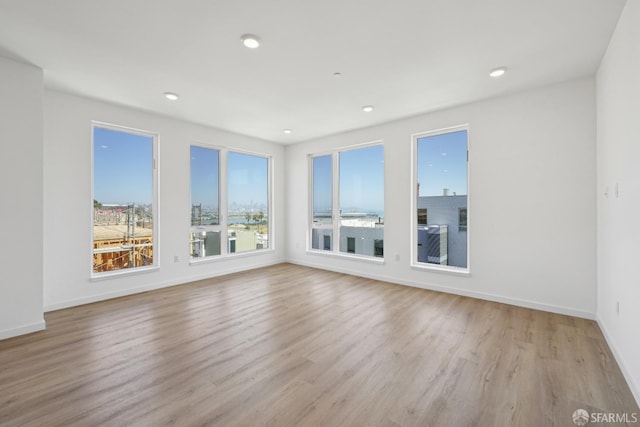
[91,121,160,279]
[307,140,385,263]
[189,143,274,265]
[410,124,470,275]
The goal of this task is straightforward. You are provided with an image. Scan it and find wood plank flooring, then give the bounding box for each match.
[1,263,637,426]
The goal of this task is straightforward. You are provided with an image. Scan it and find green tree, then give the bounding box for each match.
[255,211,264,233]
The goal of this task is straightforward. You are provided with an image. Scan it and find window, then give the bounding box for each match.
[417,208,428,225]
[374,239,384,257]
[92,124,157,274]
[323,235,331,250]
[310,143,384,260]
[339,145,384,256]
[190,146,220,259]
[413,127,468,270]
[227,151,270,254]
[459,208,467,232]
[347,237,356,253]
[189,147,271,261]
[311,155,333,250]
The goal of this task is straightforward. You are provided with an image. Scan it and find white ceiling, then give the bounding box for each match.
[0,0,626,144]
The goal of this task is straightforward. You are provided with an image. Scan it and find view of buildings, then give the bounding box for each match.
[93,203,154,272]
[416,194,467,268]
[311,192,467,267]
[190,203,269,258]
[93,127,466,269]
[312,212,384,257]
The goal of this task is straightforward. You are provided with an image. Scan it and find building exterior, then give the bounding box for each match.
[190,227,269,259]
[311,196,466,267]
[311,216,384,258]
[417,195,467,268]
[93,205,154,272]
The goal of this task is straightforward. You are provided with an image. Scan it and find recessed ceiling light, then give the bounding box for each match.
[333,72,342,77]
[362,105,374,112]
[489,67,507,78]
[241,34,260,49]
[164,92,179,101]
[283,129,292,134]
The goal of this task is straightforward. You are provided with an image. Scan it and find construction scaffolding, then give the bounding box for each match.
[93,203,153,272]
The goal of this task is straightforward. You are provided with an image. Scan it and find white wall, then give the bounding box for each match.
[43,90,286,310]
[596,1,640,405]
[0,57,45,339]
[286,77,597,318]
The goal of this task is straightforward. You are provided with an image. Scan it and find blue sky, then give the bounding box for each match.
[93,127,153,205]
[340,145,384,212]
[190,148,268,210]
[313,145,385,214]
[313,155,332,213]
[417,130,467,196]
[95,130,269,211]
[96,126,462,215]
[227,151,268,209]
[190,146,219,209]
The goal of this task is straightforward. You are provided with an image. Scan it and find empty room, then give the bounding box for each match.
[1,1,639,426]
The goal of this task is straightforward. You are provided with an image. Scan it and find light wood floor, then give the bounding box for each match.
[1,264,637,426]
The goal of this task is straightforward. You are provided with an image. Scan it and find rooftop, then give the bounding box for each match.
[93,225,153,242]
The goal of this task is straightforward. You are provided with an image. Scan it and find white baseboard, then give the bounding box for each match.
[47,256,596,319]
[44,258,286,312]
[0,320,46,340]
[286,258,596,320]
[597,315,640,408]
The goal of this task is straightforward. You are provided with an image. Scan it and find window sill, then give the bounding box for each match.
[190,248,276,266]
[91,265,159,282]
[306,249,385,264]
[410,261,470,276]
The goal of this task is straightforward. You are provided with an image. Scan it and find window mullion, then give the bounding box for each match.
[332,152,340,254]
[219,149,229,256]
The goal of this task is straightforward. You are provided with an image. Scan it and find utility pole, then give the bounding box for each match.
[126,203,136,268]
